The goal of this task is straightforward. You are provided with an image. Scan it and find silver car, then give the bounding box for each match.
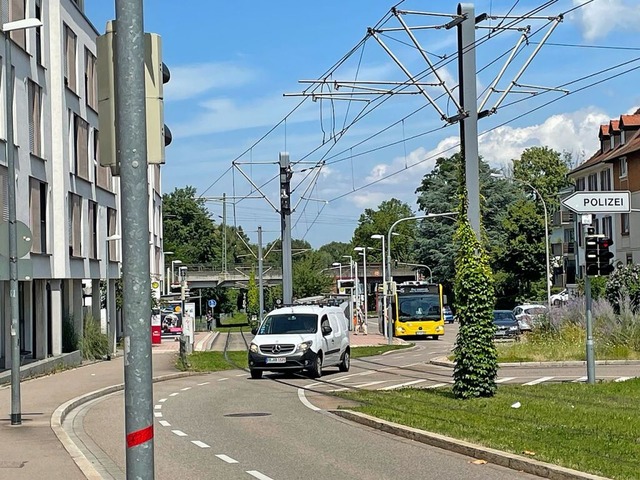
[512,304,548,332]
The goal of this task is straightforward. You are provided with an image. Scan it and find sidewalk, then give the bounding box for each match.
[0,332,210,480]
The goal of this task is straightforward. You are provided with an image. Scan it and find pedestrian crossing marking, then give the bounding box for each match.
[524,376,554,385]
[379,379,426,390]
[496,377,516,383]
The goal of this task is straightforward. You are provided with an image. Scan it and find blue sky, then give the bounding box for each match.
[85,0,640,248]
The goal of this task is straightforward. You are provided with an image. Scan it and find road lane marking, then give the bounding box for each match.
[169,393,179,397]
[159,420,171,427]
[217,378,228,382]
[353,381,386,388]
[154,412,162,418]
[180,387,192,391]
[171,430,188,437]
[216,454,238,464]
[615,377,632,382]
[154,405,162,410]
[159,398,167,403]
[496,377,516,383]
[424,383,446,389]
[379,379,426,390]
[298,388,321,411]
[191,440,210,448]
[236,373,246,377]
[197,382,210,386]
[524,376,554,385]
[247,471,274,480]
[574,376,588,382]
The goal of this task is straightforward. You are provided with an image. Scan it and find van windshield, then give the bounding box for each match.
[258,314,318,335]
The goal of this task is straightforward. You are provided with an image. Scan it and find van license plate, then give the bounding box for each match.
[266,357,286,364]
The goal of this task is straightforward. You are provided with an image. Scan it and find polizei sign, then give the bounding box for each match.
[561,191,631,214]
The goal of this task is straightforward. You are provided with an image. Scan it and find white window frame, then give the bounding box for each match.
[620,157,628,178]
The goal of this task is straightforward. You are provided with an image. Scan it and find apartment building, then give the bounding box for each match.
[0,0,164,369]
[564,108,640,280]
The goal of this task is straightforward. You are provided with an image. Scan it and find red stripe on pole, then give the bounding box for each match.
[126,425,154,448]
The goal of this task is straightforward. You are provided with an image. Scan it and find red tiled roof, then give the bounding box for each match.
[570,148,609,174]
[604,128,640,161]
[620,114,640,127]
[609,120,620,132]
[599,124,610,138]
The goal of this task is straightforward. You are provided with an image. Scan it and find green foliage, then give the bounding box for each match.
[575,275,607,301]
[292,250,333,298]
[452,215,498,399]
[318,241,354,266]
[62,315,78,353]
[246,270,259,316]
[605,263,640,313]
[351,198,415,263]
[81,314,109,360]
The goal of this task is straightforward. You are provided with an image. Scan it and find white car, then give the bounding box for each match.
[512,304,548,332]
[248,305,350,379]
[550,289,569,306]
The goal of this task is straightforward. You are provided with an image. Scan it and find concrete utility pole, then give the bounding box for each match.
[114,0,154,477]
[457,3,481,239]
[222,192,227,273]
[279,152,293,304]
[258,226,264,324]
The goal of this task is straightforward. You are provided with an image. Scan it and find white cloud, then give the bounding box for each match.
[571,0,640,41]
[165,62,258,101]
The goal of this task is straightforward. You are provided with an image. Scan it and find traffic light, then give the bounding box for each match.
[596,237,614,275]
[584,235,599,276]
[97,22,171,173]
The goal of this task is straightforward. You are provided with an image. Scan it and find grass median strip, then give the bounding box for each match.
[336,379,640,480]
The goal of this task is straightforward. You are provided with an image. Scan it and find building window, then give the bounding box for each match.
[610,136,615,150]
[88,201,98,259]
[35,1,43,65]
[575,177,585,191]
[28,80,42,157]
[600,169,611,191]
[64,25,77,92]
[85,48,97,111]
[9,0,26,49]
[107,207,119,261]
[621,129,626,145]
[587,173,598,191]
[94,130,111,190]
[627,253,633,265]
[74,114,89,179]
[30,178,47,254]
[69,193,82,256]
[0,167,8,222]
[621,213,630,236]
[620,157,628,178]
[602,216,612,239]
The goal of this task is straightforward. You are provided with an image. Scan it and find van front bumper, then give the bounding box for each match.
[248,350,318,371]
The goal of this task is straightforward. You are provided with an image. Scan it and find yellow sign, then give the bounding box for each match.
[174,305,181,313]
[151,281,160,289]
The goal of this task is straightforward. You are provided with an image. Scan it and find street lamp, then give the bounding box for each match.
[162,251,174,295]
[106,235,121,357]
[399,262,433,283]
[4,16,43,426]
[386,212,458,344]
[371,235,388,338]
[354,247,369,323]
[332,262,342,279]
[171,260,182,287]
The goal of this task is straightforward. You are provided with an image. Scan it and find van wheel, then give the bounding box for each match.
[250,369,262,379]
[308,354,323,378]
[339,350,350,372]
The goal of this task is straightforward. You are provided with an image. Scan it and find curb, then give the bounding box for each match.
[331,410,610,480]
[51,371,204,480]
[429,357,640,368]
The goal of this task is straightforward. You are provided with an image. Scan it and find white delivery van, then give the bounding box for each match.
[248,305,350,379]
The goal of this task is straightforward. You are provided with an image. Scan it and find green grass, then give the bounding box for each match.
[337,379,640,480]
[351,344,414,358]
[179,351,248,371]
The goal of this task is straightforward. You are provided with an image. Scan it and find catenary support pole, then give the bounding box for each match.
[258,226,264,324]
[222,192,227,273]
[280,153,293,304]
[585,274,596,384]
[114,0,155,477]
[457,3,481,239]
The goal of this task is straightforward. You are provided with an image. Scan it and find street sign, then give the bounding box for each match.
[0,221,33,257]
[208,299,217,308]
[561,191,630,214]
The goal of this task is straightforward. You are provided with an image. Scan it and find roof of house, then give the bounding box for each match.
[599,124,610,138]
[609,120,620,132]
[604,128,640,161]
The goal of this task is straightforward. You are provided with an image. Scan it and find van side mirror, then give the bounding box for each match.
[322,325,332,336]
[251,327,258,335]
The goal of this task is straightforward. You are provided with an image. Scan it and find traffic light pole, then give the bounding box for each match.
[114,0,155,477]
[584,274,596,384]
[280,153,293,305]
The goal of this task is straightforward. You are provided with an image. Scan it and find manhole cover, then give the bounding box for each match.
[223,413,271,418]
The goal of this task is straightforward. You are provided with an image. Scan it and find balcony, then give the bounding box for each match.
[551,241,575,256]
[552,210,574,227]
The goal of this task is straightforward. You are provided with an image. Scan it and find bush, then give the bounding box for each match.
[81,313,109,360]
[62,315,78,353]
[605,263,640,313]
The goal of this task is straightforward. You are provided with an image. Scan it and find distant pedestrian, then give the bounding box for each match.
[206,312,213,331]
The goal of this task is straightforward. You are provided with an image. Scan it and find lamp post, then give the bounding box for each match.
[371,235,387,338]
[399,262,433,283]
[106,235,121,357]
[4,16,43,426]
[342,255,354,326]
[332,262,342,279]
[171,260,182,288]
[386,212,458,344]
[162,251,174,295]
[354,247,368,323]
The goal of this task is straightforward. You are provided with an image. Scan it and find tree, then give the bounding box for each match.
[605,263,640,313]
[292,251,333,298]
[352,199,415,263]
[318,241,354,266]
[247,270,259,318]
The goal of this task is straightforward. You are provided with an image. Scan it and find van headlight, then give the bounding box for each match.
[298,341,312,353]
[250,343,259,353]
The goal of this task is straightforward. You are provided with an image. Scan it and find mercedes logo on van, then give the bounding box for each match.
[272,344,281,353]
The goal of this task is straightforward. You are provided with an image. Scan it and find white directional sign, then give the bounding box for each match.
[561,191,630,214]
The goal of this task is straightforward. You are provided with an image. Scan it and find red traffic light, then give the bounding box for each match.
[598,237,613,248]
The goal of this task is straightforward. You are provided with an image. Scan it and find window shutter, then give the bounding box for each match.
[0,167,8,222]
[30,179,41,253]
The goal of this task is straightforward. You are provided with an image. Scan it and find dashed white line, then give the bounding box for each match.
[524,376,554,386]
[158,420,171,427]
[496,377,516,383]
[615,376,632,382]
[169,392,179,397]
[191,440,210,448]
[154,412,163,418]
[352,381,386,388]
[197,382,210,386]
[298,388,321,411]
[217,378,229,382]
[171,430,188,437]
[235,373,245,377]
[378,379,426,390]
[180,387,192,391]
[215,454,238,464]
[159,398,167,403]
[154,404,162,410]
[247,470,274,480]
[574,376,588,382]
[424,383,446,389]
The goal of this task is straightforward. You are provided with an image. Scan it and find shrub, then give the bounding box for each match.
[62,315,78,353]
[81,313,109,360]
[605,263,640,313]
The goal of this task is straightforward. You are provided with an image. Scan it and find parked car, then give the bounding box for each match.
[512,304,548,332]
[550,289,569,306]
[248,304,351,379]
[493,310,521,339]
[443,305,455,324]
